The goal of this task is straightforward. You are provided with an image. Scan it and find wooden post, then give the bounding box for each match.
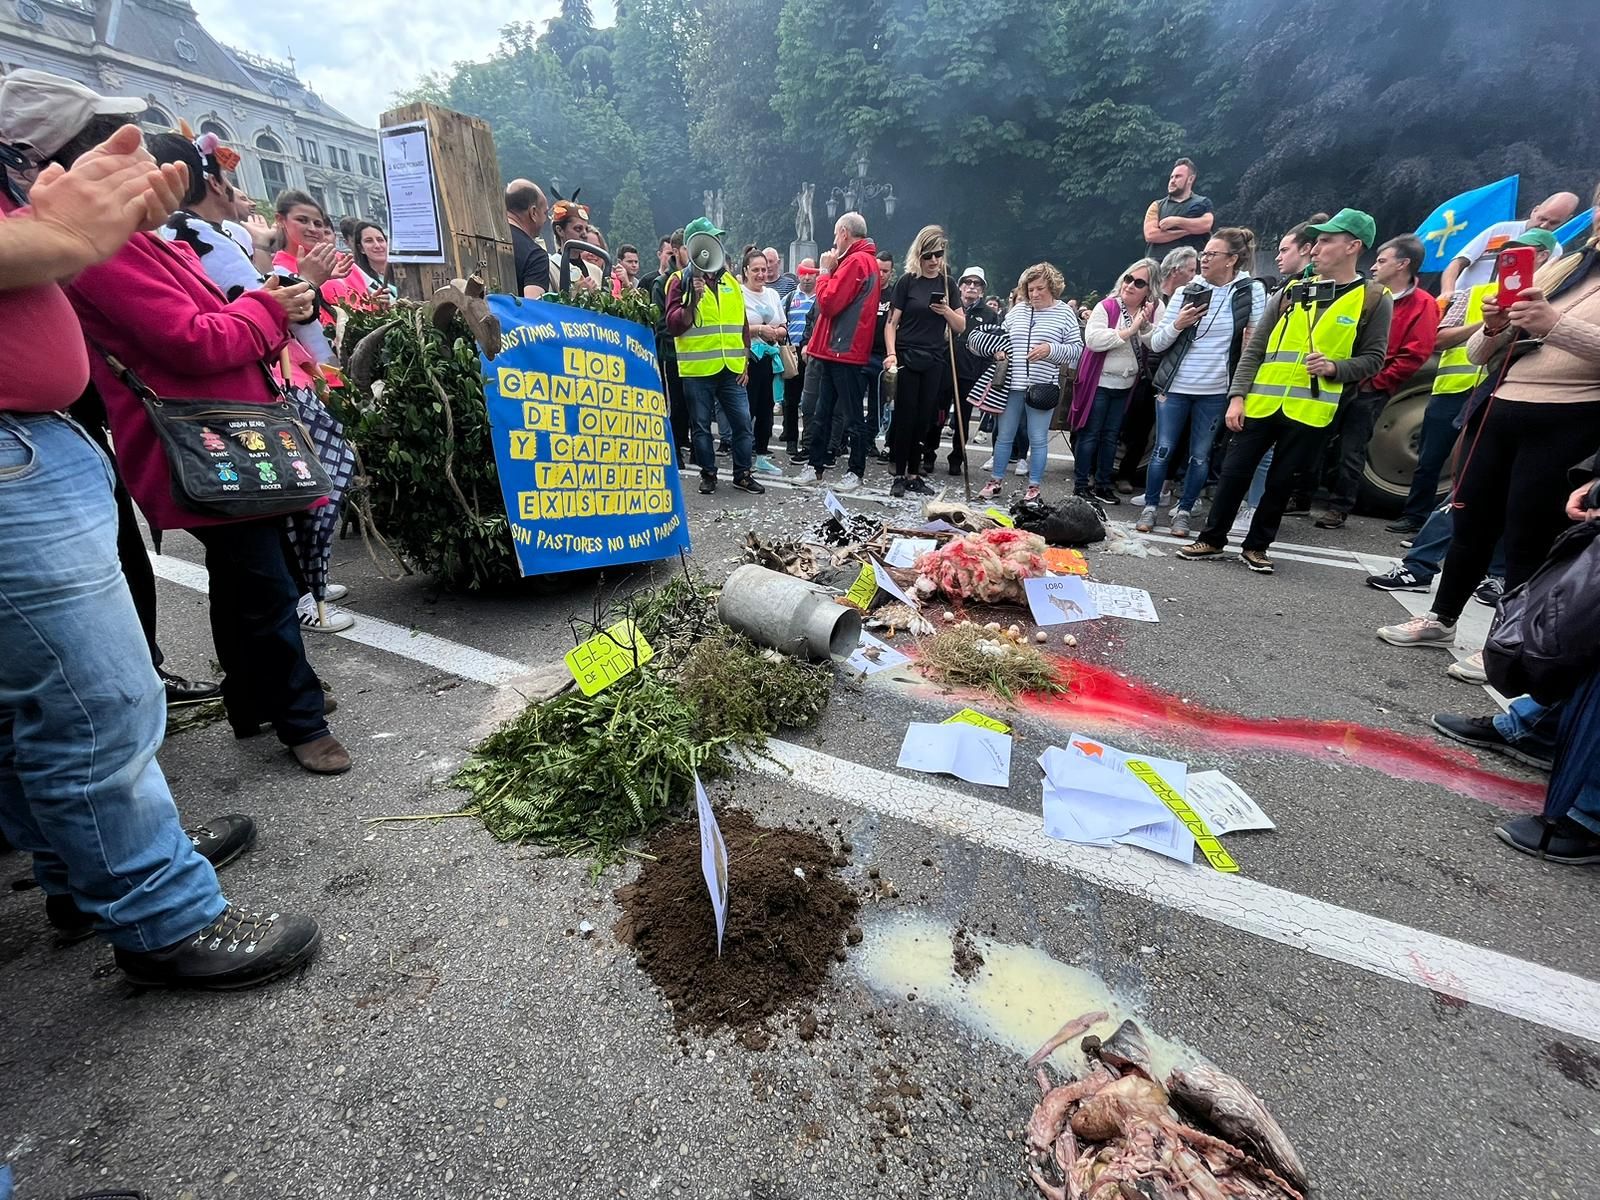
[377,101,514,301]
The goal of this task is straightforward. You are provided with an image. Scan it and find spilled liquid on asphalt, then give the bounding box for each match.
[854,912,1196,1079]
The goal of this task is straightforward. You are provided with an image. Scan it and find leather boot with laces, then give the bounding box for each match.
[115,906,321,990]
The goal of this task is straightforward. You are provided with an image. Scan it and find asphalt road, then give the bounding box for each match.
[3,438,1596,1200]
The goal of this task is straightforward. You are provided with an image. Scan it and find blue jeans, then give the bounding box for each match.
[1246,448,1273,508]
[1546,670,1600,833]
[1402,504,1507,585]
[683,368,754,479]
[0,412,224,952]
[1073,386,1129,492]
[990,390,1053,485]
[1144,391,1227,512]
[1401,391,1467,525]
[1494,694,1561,758]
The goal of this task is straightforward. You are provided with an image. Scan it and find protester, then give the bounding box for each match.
[883,225,964,497]
[648,228,690,466]
[1142,158,1215,260]
[505,179,551,299]
[947,265,1001,476]
[1115,246,1198,493]
[1139,227,1266,536]
[665,217,764,496]
[861,245,897,462]
[1178,209,1392,573]
[271,188,351,294]
[970,262,1082,503]
[551,198,602,291]
[0,104,320,986]
[1438,191,1579,298]
[1390,228,1559,534]
[792,212,883,490]
[1072,258,1161,502]
[782,258,818,456]
[739,244,787,475]
[1366,501,1507,629]
[766,246,797,301]
[1312,233,1438,529]
[614,242,641,290]
[638,235,673,296]
[1377,186,1600,660]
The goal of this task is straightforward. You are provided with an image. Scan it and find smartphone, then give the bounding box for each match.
[1496,246,1536,309]
[929,291,946,308]
[1300,278,1338,306]
[1181,283,1211,312]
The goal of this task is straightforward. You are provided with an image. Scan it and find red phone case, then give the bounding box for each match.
[1496,246,1536,308]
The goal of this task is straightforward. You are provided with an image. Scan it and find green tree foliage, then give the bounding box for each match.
[611,0,700,231]
[610,166,658,253]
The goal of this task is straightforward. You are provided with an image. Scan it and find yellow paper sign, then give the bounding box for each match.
[943,707,1012,734]
[1125,759,1239,873]
[985,507,1015,528]
[844,562,878,609]
[565,619,656,696]
[1043,547,1088,575]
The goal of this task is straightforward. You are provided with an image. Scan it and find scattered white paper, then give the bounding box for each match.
[1084,581,1160,622]
[1023,575,1100,626]
[1185,770,1275,834]
[846,630,912,676]
[898,722,1012,787]
[694,773,729,955]
[1114,815,1197,863]
[869,556,919,608]
[1037,734,1195,864]
[917,519,964,534]
[823,490,849,518]
[884,537,937,569]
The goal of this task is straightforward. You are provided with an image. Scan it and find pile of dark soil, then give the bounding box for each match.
[952,927,985,980]
[614,808,858,1031]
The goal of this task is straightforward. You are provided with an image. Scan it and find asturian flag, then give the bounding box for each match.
[1414,175,1519,271]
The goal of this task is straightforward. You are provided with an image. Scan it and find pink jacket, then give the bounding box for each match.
[67,232,292,530]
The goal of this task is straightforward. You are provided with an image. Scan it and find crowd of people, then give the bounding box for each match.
[2,55,1597,1014]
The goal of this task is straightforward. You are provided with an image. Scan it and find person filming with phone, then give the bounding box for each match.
[1178,209,1391,573]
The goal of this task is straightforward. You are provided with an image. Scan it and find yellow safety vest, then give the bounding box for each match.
[1431,284,1492,397]
[1245,280,1371,428]
[674,270,747,377]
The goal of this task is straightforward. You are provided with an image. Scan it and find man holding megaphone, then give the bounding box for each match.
[664,216,766,495]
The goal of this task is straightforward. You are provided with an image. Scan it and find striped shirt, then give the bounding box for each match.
[1149,272,1266,393]
[967,300,1083,388]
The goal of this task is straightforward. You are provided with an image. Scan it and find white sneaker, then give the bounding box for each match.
[753,455,782,476]
[1447,650,1489,683]
[1013,458,1028,477]
[1170,509,1193,538]
[1230,505,1256,535]
[323,582,349,602]
[838,472,863,491]
[1377,614,1455,648]
[791,465,820,484]
[980,455,995,471]
[297,594,355,633]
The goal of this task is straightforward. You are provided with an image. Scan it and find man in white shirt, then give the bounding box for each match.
[1438,191,1578,298]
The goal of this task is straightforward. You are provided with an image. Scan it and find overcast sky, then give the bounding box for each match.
[192,1,617,127]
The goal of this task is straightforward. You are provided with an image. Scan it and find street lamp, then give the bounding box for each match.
[823,154,895,221]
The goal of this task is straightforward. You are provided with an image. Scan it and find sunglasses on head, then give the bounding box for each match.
[1122,274,1150,288]
[922,249,945,261]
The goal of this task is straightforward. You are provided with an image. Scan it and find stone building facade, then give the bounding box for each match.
[1,0,384,224]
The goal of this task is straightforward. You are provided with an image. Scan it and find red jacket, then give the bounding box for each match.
[806,237,882,365]
[1369,285,1439,395]
[67,233,291,530]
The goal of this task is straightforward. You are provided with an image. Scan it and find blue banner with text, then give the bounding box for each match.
[480,296,690,576]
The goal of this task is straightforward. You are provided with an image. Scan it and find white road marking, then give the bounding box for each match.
[745,740,1600,1044]
[148,554,531,686]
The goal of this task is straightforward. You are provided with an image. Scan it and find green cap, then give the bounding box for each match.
[1308,208,1377,249]
[683,216,725,240]
[1509,227,1559,255]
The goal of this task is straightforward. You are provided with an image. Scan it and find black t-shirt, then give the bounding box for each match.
[1146,194,1215,258]
[510,224,551,295]
[890,270,958,357]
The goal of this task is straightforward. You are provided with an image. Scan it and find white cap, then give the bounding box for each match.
[0,69,143,159]
[959,265,986,285]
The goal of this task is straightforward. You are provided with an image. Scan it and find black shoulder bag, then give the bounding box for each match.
[1023,307,1062,410]
[97,349,333,519]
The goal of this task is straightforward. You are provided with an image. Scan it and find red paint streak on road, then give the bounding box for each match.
[1009,659,1546,813]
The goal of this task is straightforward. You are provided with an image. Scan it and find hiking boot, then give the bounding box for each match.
[1494,816,1600,864]
[1385,516,1423,534]
[791,465,821,484]
[1473,576,1506,607]
[890,476,908,498]
[1241,549,1274,574]
[1170,509,1193,537]
[1314,510,1347,529]
[1135,505,1157,533]
[731,474,766,495]
[114,905,322,990]
[47,814,258,944]
[159,669,221,708]
[1176,540,1224,560]
[1366,566,1430,592]
[292,734,352,775]
[1431,712,1555,771]
[1447,650,1488,684]
[1377,614,1456,647]
[978,478,1003,501]
[698,475,717,494]
[297,595,355,633]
